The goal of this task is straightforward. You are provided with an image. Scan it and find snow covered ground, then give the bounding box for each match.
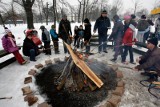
[0,22,160,107]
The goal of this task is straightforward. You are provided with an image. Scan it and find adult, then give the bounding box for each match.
[133,37,160,81]
[59,14,72,53]
[155,14,160,40]
[2,29,26,65]
[23,30,41,61]
[40,25,51,55]
[137,15,149,43]
[50,24,60,54]
[83,18,92,54]
[123,15,131,33]
[108,15,124,62]
[93,10,111,53]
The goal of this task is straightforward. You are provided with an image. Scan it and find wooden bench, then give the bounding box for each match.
[0,47,21,69]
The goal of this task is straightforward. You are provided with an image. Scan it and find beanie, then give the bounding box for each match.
[124,15,131,20]
[26,30,33,37]
[131,14,136,19]
[147,37,158,46]
[51,25,55,29]
[83,18,89,23]
[102,10,107,14]
[40,25,45,30]
[141,15,146,19]
[5,29,11,34]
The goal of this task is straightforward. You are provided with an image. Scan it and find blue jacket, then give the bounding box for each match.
[50,29,58,38]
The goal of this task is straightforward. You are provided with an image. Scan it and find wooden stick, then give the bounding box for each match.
[0,97,12,100]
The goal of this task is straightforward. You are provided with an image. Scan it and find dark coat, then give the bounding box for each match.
[108,15,124,40]
[84,23,92,41]
[58,19,72,40]
[94,16,111,35]
[22,37,39,56]
[135,47,160,76]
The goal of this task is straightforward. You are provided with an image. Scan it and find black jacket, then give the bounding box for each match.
[59,19,72,40]
[94,16,111,35]
[23,37,39,56]
[84,23,92,41]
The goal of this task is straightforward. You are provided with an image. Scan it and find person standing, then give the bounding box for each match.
[73,25,79,47]
[137,15,149,43]
[23,30,41,61]
[40,25,51,55]
[108,15,124,62]
[83,18,92,54]
[93,10,111,53]
[59,14,72,53]
[155,14,160,40]
[50,24,60,54]
[1,29,27,65]
[122,24,136,64]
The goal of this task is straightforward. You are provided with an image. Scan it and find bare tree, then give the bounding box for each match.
[35,0,43,23]
[21,0,35,29]
[110,0,123,17]
[77,0,82,23]
[132,0,142,15]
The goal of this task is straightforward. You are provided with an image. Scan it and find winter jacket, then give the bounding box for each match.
[122,27,136,46]
[1,34,19,53]
[108,15,124,40]
[84,23,92,41]
[59,19,72,40]
[155,18,160,33]
[137,19,149,31]
[94,16,111,35]
[50,29,58,41]
[41,28,50,43]
[135,47,160,76]
[23,37,39,56]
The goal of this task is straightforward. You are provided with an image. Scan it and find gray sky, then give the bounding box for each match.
[1,0,160,14]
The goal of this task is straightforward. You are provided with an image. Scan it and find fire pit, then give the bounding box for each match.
[35,43,117,107]
[35,57,117,107]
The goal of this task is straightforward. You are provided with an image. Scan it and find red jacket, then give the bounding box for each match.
[122,28,136,46]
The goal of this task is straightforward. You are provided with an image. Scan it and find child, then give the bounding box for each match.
[40,25,51,55]
[73,26,79,47]
[50,25,60,54]
[77,25,84,48]
[2,29,27,64]
[122,24,136,64]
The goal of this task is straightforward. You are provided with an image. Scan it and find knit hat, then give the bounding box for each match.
[5,29,11,34]
[51,25,55,29]
[62,14,67,19]
[131,14,136,19]
[141,15,146,19]
[40,25,45,30]
[147,37,158,46]
[124,15,131,20]
[83,18,89,23]
[26,30,33,37]
[102,10,107,14]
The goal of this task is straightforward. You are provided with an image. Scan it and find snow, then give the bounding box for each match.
[0,22,160,107]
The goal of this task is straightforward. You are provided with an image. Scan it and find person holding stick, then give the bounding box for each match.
[133,37,160,82]
[58,14,72,54]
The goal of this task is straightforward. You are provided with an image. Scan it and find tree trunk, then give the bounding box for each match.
[53,0,56,27]
[0,14,6,29]
[25,8,34,29]
[78,2,81,23]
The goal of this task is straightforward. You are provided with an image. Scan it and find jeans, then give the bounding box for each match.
[30,49,36,61]
[122,46,134,62]
[98,34,107,52]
